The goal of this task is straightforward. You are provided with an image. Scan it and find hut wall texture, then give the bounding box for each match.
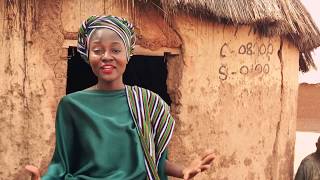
[0,1,65,179]
[297,84,320,132]
[0,0,299,180]
[167,14,299,180]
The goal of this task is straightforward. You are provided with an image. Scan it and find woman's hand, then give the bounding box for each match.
[25,165,41,180]
[182,150,215,180]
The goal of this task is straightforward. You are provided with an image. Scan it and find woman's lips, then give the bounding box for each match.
[100,65,115,74]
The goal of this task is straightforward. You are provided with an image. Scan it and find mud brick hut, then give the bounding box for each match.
[0,0,319,179]
[297,83,320,132]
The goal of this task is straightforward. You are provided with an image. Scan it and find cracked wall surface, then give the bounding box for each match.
[0,1,65,180]
[168,14,299,180]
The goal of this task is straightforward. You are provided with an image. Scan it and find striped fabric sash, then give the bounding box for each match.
[125,85,175,180]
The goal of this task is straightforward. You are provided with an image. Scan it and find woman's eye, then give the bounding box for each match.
[93,49,103,55]
[112,49,121,53]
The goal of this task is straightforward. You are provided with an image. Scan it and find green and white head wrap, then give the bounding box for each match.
[77,15,136,62]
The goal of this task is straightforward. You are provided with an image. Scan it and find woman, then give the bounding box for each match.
[26,15,214,180]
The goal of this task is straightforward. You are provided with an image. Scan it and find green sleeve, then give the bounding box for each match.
[42,97,74,180]
[158,149,168,180]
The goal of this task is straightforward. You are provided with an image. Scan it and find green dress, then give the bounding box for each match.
[42,89,168,180]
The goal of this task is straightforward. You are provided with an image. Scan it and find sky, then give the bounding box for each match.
[299,0,320,84]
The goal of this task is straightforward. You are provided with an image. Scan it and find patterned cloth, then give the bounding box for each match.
[125,85,175,180]
[77,15,136,62]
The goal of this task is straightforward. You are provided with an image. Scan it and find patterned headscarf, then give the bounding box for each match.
[77,15,136,62]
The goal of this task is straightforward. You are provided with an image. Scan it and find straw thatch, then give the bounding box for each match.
[137,0,320,72]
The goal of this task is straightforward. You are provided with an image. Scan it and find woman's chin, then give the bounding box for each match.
[98,76,121,84]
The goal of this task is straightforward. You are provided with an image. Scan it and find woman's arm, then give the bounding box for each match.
[25,97,74,180]
[165,150,215,180]
[165,160,184,178]
[25,165,41,180]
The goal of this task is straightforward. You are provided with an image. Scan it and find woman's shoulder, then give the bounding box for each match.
[63,90,85,99]
[125,85,158,97]
[125,85,169,107]
[58,90,90,105]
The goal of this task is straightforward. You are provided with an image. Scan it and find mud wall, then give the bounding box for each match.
[0,1,180,179]
[0,1,65,179]
[167,14,299,180]
[297,83,320,132]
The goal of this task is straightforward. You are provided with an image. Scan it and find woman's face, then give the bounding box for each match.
[88,28,127,84]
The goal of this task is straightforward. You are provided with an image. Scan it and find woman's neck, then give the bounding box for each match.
[96,80,125,91]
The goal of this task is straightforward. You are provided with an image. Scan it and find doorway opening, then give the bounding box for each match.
[66,47,171,105]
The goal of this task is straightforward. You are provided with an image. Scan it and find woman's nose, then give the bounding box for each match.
[101,51,113,61]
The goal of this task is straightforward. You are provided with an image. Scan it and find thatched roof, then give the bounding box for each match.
[137,0,320,72]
